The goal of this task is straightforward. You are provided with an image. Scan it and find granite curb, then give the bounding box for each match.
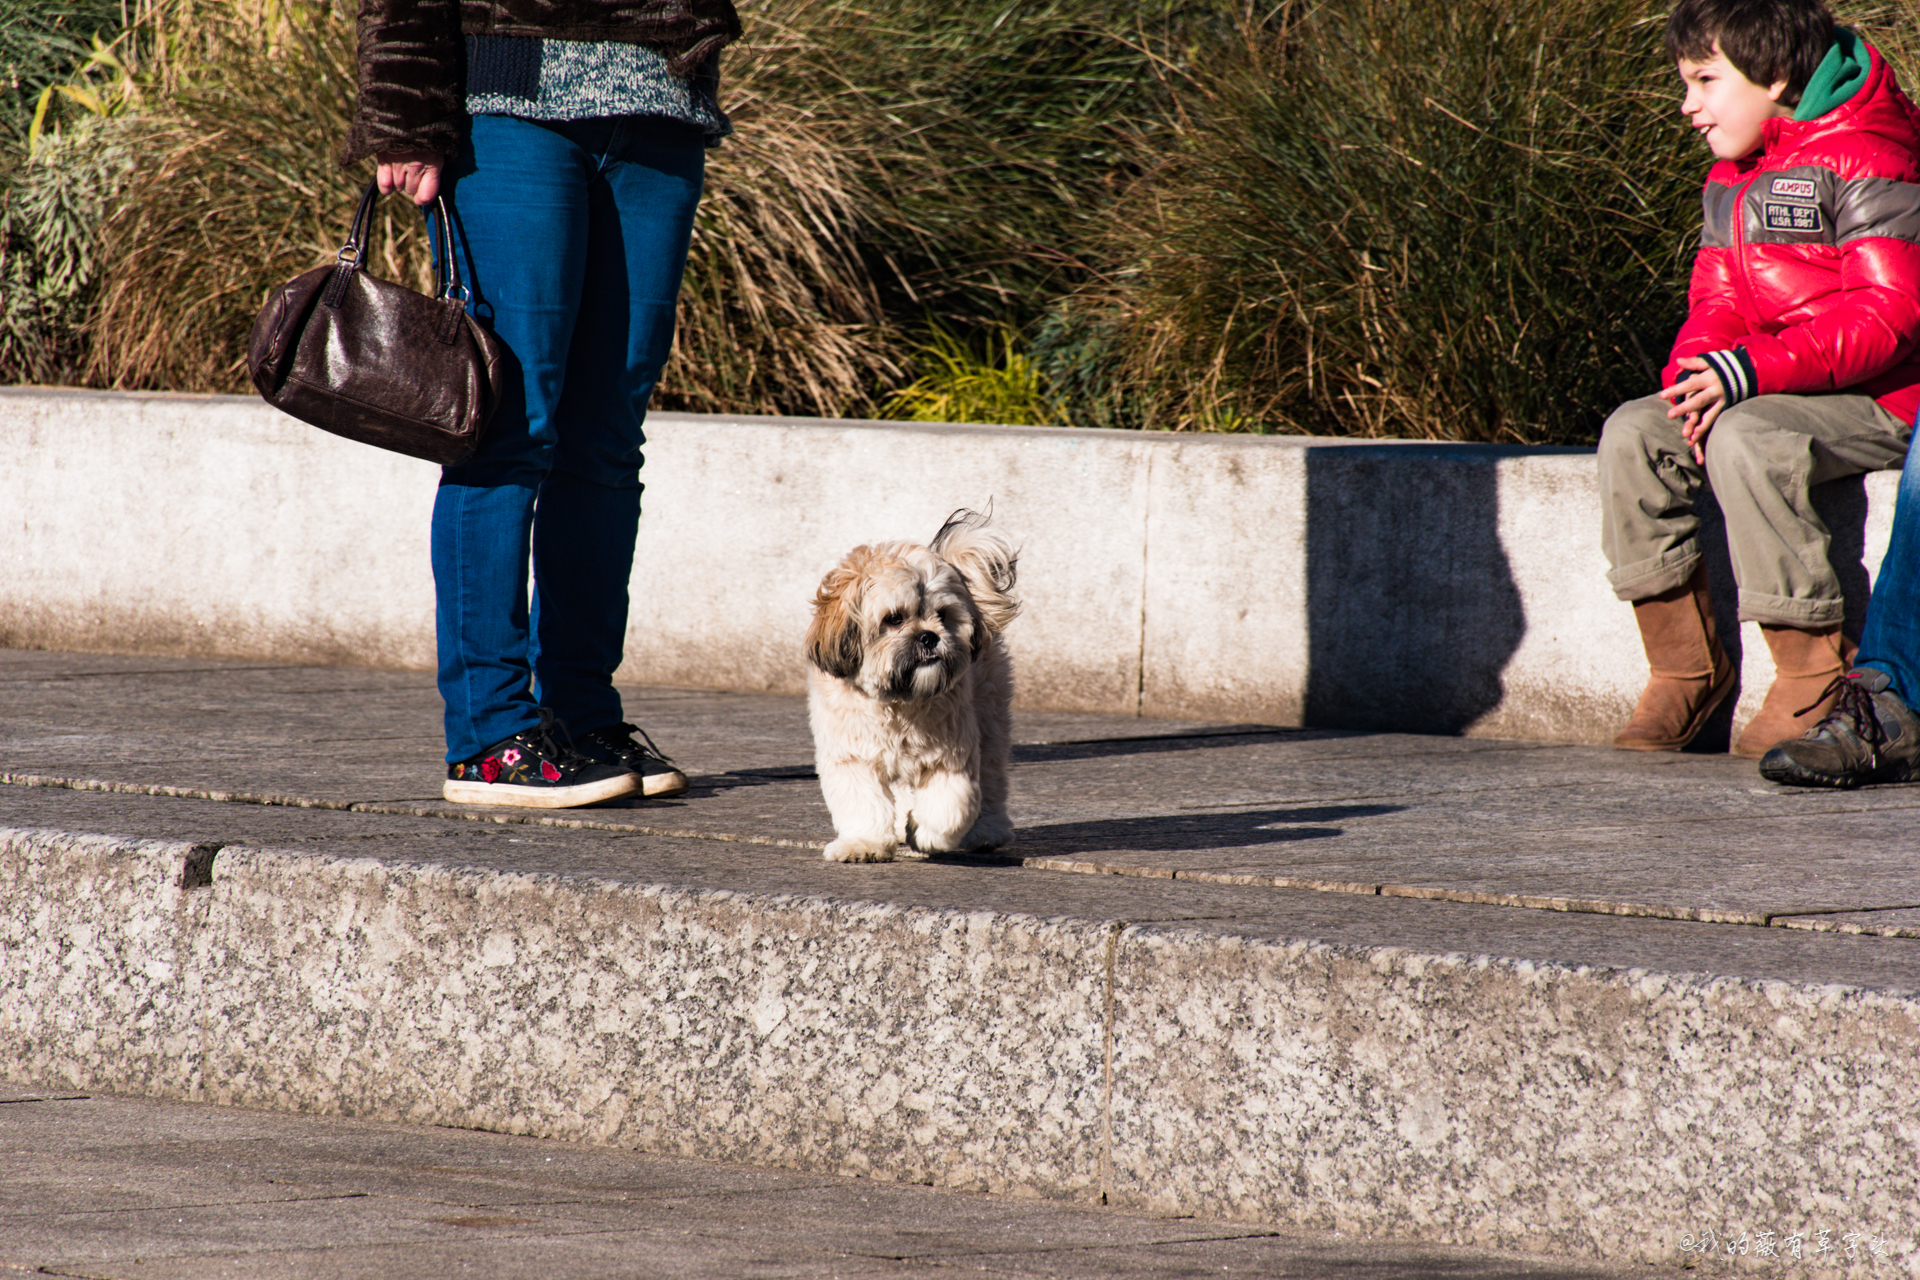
[7,825,1916,1275]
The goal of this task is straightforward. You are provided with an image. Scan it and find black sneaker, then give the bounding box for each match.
[576,721,689,798]
[445,714,640,808]
[1759,669,1920,789]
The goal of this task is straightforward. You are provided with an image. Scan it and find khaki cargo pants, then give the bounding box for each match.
[1599,392,1911,627]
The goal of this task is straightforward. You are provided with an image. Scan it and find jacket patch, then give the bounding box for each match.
[1764,201,1823,232]
[1770,177,1818,201]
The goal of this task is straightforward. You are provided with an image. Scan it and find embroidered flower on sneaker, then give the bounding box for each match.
[481,757,502,783]
[501,748,522,765]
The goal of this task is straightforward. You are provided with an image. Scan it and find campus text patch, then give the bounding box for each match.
[1770,177,1818,200]
[1764,201,1822,232]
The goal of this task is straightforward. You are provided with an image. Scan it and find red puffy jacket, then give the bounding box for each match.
[1666,33,1920,424]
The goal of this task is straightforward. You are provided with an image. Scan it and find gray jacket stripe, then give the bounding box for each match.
[1835,176,1920,244]
[1701,183,1740,249]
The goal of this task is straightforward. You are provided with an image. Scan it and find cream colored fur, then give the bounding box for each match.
[805,510,1019,863]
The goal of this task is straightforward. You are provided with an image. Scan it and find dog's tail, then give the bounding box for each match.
[932,507,1020,635]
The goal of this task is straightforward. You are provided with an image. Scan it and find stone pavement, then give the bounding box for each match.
[4,650,1919,1276]
[0,1087,1635,1278]
[5,649,1919,978]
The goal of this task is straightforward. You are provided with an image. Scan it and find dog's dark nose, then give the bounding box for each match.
[916,631,940,655]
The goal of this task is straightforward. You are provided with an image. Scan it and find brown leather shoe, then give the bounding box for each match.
[1732,624,1854,759]
[1614,565,1735,751]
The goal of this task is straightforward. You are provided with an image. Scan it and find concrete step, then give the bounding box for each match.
[3,651,1918,1277]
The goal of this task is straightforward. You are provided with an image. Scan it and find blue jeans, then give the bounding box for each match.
[1859,438,1920,705]
[431,114,704,762]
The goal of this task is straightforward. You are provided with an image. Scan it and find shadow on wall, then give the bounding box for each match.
[1810,474,1874,646]
[1298,443,1877,743]
[1302,444,1526,735]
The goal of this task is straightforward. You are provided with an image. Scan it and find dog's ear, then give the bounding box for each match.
[965,593,988,661]
[807,552,869,679]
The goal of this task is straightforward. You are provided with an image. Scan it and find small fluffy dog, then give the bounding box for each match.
[805,509,1020,863]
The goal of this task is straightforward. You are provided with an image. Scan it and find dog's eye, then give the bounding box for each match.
[882,610,905,628]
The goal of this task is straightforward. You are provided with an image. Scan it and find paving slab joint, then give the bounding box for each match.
[1099,918,1127,1205]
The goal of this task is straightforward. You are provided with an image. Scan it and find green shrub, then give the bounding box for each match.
[0,0,123,150]
[879,324,1063,426]
[0,120,136,384]
[0,0,140,384]
[763,0,1233,327]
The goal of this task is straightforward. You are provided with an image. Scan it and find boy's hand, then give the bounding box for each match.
[1662,356,1727,464]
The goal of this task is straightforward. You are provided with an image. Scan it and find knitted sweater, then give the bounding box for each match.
[465,34,730,145]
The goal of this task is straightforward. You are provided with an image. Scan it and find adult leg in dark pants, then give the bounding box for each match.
[1761,435,1920,787]
[434,113,703,804]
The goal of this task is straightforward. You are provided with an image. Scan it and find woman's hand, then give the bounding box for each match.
[375,151,444,205]
[1663,356,1728,464]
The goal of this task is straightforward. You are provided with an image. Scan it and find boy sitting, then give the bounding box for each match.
[1600,0,1920,757]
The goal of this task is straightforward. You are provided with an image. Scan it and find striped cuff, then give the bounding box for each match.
[1699,346,1758,407]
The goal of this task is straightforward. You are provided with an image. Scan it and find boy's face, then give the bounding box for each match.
[1678,42,1795,160]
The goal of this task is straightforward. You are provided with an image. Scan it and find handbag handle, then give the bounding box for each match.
[326,179,468,307]
[325,180,469,343]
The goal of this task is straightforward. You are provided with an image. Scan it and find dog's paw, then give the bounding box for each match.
[823,837,896,864]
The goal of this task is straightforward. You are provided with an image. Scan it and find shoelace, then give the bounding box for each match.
[605,721,677,766]
[1796,673,1888,752]
[522,708,590,769]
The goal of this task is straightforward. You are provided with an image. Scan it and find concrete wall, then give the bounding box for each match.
[0,387,1899,744]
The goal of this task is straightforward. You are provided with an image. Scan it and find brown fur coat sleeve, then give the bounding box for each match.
[342,0,465,169]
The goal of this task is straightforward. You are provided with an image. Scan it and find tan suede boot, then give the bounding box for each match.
[1614,565,1735,751]
[1731,624,1855,759]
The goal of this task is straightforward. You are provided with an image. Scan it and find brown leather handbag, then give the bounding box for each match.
[248,181,507,465]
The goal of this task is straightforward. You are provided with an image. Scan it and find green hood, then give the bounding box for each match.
[1795,27,1870,121]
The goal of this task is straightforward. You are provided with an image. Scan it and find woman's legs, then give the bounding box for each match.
[434,114,591,763]
[530,117,704,739]
[432,115,703,767]
[1857,448,1920,703]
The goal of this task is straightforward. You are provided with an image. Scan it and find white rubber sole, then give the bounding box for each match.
[443,771,640,809]
[642,768,690,798]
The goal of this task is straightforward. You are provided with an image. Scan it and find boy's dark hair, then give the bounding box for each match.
[1664,0,1836,105]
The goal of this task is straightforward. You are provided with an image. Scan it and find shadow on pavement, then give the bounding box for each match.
[1011,728,1340,764]
[1016,803,1401,854]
